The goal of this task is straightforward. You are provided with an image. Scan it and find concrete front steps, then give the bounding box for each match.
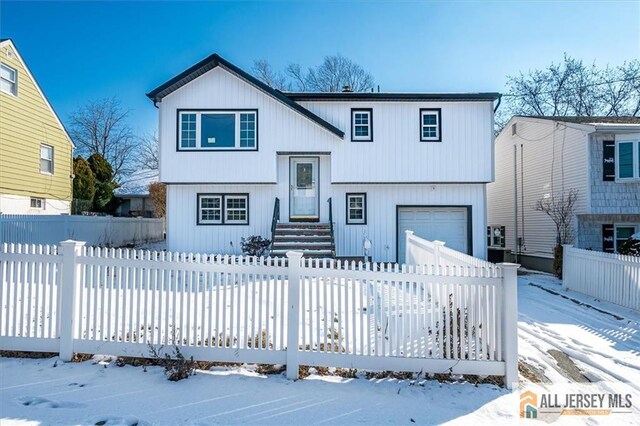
[270,223,335,259]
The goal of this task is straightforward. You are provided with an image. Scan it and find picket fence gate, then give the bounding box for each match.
[563,245,640,312]
[0,237,519,388]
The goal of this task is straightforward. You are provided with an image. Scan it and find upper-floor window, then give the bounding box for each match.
[420,108,441,142]
[616,140,640,181]
[178,110,257,151]
[0,63,17,96]
[40,144,54,174]
[351,109,372,142]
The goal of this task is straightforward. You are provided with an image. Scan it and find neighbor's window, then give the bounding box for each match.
[489,226,505,247]
[346,193,366,225]
[30,197,44,209]
[225,195,248,224]
[40,144,54,174]
[420,109,441,142]
[615,225,637,252]
[0,63,17,95]
[616,140,640,181]
[198,194,248,225]
[179,110,257,150]
[351,109,372,141]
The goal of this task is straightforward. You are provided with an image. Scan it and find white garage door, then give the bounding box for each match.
[397,207,469,264]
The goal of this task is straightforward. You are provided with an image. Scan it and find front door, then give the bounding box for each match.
[290,157,319,221]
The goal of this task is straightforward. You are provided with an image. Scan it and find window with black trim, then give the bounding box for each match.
[488,225,505,248]
[178,110,257,151]
[351,109,372,141]
[616,140,640,181]
[30,197,44,209]
[198,194,248,225]
[420,108,441,142]
[615,224,638,252]
[346,193,366,224]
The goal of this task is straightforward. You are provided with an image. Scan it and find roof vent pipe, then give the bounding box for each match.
[342,85,352,93]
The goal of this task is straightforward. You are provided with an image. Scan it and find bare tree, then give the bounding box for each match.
[253,54,375,92]
[137,131,159,171]
[252,60,289,91]
[503,55,640,120]
[535,189,579,246]
[68,97,136,180]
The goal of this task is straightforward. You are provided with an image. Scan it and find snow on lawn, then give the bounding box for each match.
[1,273,639,425]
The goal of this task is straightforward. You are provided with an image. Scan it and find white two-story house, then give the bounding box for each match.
[147,53,500,262]
[487,116,640,272]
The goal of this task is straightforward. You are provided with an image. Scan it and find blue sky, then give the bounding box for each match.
[1,1,639,135]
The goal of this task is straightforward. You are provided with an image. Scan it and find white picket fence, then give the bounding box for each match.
[563,245,640,311]
[0,236,519,388]
[405,230,494,269]
[0,214,164,247]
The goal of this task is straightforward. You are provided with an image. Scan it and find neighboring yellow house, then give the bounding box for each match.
[0,39,73,215]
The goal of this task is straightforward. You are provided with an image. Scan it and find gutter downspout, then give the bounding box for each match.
[514,144,518,263]
[493,95,502,113]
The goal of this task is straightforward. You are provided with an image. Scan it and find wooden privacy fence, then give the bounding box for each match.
[0,238,519,388]
[0,214,164,247]
[563,245,640,312]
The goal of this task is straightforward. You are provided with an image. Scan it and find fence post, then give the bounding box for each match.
[498,262,520,389]
[562,245,572,291]
[59,240,85,362]
[433,240,445,267]
[286,251,304,380]
[405,230,414,264]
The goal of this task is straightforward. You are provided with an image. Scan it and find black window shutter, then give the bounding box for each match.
[603,140,615,181]
[487,226,491,246]
[602,224,615,252]
[500,226,506,248]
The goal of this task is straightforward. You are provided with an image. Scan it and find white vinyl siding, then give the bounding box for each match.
[487,118,590,259]
[0,63,17,95]
[159,67,494,184]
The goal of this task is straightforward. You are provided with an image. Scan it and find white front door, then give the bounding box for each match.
[290,157,319,220]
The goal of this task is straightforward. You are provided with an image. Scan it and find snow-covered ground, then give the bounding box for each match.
[1,273,639,425]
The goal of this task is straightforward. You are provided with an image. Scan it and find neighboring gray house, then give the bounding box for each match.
[114,169,158,218]
[487,116,640,272]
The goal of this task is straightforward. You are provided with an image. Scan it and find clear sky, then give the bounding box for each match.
[1,0,639,135]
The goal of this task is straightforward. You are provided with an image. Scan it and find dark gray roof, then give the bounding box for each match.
[146,54,344,138]
[287,92,502,102]
[522,116,640,125]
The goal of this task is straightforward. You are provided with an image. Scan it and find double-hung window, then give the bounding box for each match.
[351,109,372,141]
[198,194,248,225]
[178,110,257,150]
[40,144,54,174]
[0,63,17,95]
[420,108,441,142]
[616,140,640,181]
[346,193,366,225]
[615,225,637,252]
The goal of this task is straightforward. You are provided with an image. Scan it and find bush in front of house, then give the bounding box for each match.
[241,236,271,256]
[618,234,640,257]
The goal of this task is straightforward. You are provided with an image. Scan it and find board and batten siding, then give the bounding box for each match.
[167,181,486,262]
[0,41,73,213]
[158,66,495,184]
[487,118,590,259]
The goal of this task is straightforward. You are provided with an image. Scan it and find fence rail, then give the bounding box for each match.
[0,214,164,247]
[563,245,640,312]
[0,236,519,388]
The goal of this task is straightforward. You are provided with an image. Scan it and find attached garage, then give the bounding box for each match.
[397,206,471,263]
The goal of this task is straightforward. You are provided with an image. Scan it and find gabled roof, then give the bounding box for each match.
[146,54,345,138]
[287,92,501,102]
[0,39,74,148]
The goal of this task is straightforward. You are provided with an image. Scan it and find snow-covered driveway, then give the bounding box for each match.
[1,273,638,425]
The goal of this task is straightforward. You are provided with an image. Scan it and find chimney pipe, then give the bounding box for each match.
[342,85,352,93]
